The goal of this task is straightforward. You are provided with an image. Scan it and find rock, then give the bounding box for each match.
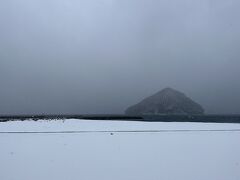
[125,88,204,115]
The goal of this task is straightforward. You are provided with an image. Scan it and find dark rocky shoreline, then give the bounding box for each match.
[1,114,240,123]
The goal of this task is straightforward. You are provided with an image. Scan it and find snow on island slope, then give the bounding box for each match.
[0,119,240,180]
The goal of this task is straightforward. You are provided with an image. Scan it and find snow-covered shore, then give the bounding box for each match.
[1,119,240,132]
[1,119,240,180]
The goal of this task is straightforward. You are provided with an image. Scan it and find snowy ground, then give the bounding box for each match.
[1,119,240,180]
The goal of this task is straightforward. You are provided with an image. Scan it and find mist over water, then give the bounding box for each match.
[0,0,240,114]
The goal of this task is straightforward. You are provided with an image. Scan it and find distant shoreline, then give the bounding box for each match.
[1,114,240,123]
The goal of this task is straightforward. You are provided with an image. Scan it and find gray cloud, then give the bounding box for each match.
[0,0,240,114]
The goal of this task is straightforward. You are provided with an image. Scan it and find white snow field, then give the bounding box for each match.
[0,119,240,180]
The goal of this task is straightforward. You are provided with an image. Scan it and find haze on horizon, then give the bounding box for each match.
[0,0,240,115]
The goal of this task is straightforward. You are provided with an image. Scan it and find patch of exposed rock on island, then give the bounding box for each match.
[125,88,204,115]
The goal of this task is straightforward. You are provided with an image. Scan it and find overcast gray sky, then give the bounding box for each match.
[0,0,240,114]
